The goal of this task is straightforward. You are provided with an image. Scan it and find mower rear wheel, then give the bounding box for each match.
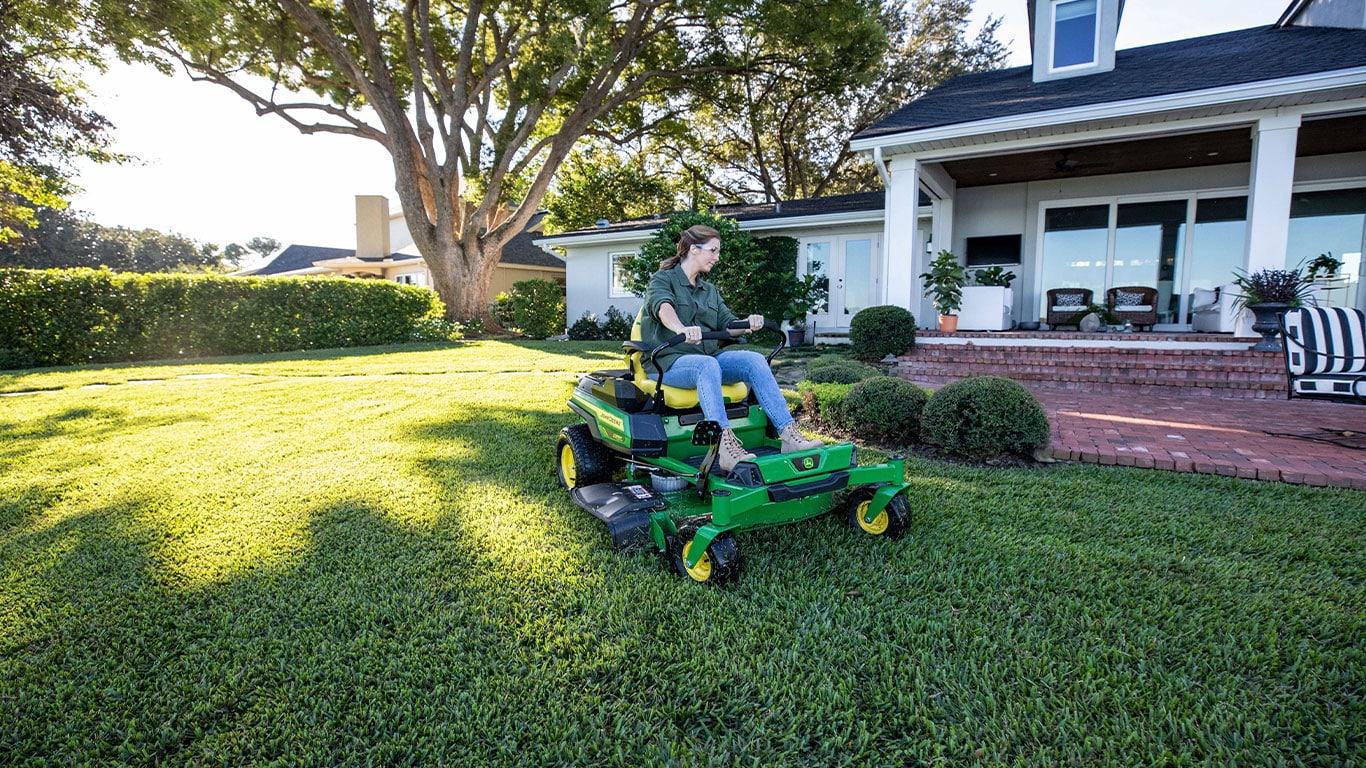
[669,521,741,586]
[556,423,618,489]
[845,487,910,540]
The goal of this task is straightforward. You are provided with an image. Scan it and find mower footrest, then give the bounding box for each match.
[767,470,849,503]
[570,483,666,551]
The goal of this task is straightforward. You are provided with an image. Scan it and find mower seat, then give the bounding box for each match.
[627,311,747,410]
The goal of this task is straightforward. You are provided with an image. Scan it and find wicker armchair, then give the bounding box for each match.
[1045,288,1094,329]
[1106,286,1159,330]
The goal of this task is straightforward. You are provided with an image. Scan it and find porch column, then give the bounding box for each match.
[883,155,921,309]
[1240,113,1300,334]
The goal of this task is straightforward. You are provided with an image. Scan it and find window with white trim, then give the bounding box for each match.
[609,251,636,297]
[1052,0,1098,70]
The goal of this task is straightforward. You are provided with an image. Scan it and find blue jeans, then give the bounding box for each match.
[660,349,793,431]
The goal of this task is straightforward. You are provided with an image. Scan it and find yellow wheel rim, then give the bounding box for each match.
[682,539,713,582]
[560,444,578,487]
[856,500,889,535]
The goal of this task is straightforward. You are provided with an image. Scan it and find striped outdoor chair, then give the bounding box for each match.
[1281,306,1366,402]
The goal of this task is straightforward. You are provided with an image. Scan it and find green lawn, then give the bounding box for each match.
[1,341,1362,766]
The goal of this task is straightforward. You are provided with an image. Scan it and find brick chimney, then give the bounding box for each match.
[355,195,391,259]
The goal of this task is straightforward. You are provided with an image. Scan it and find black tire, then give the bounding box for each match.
[669,520,741,586]
[844,486,910,540]
[556,423,618,489]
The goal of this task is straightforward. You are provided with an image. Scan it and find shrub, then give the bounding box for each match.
[499,278,566,339]
[568,311,604,340]
[921,376,1051,459]
[849,305,917,359]
[805,355,881,384]
[841,376,928,443]
[796,381,853,429]
[0,268,442,367]
[409,314,464,342]
[600,305,634,341]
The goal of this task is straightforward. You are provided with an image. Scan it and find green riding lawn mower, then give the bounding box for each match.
[556,319,913,585]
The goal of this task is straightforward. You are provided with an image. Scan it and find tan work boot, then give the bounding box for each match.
[717,428,756,473]
[780,423,823,453]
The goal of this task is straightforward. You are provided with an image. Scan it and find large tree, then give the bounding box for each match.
[668,0,1007,202]
[125,0,884,320]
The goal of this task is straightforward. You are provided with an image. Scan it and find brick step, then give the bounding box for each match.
[894,342,1288,399]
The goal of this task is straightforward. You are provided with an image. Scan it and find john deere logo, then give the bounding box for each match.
[792,455,819,471]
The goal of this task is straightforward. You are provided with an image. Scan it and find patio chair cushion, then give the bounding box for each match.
[1053,292,1087,307]
[1113,289,1148,307]
[1282,306,1366,402]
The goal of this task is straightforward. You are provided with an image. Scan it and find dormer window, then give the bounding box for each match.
[1052,0,1099,69]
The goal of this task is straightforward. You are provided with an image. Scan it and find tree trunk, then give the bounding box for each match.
[416,237,502,323]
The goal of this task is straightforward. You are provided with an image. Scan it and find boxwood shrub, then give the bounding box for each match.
[921,376,1051,459]
[841,376,928,443]
[805,355,882,384]
[0,268,444,368]
[796,380,853,428]
[849,305,917,359]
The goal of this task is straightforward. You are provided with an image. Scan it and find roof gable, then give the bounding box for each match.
[859,25,1366,140]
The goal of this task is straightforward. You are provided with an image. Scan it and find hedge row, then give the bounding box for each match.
[0,269,445,368]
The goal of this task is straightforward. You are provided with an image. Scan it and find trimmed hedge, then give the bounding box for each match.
[796,380,854,428]
[921,376,1051,459]
[849,305,917,359]
[841,376,928,442]
[805,355,882,385]
[0,268,444,368]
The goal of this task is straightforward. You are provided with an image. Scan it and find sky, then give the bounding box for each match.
[70,0,1295,254]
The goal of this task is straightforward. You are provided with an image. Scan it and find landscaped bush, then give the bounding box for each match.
[495,278,565,339]
[921,376,1051,459]
[841,376,928,443]
[849,305,917,359]
[805,354,882,384]
[0,268,443,367]
[408,315,465,342]
[568,311,604,340]
[796,380,853,428]
[600,305,634,341]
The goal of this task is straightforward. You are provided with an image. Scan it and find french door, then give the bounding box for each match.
[799,234,881,329]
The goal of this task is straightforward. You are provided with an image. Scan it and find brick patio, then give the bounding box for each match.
[893,331,1366,490]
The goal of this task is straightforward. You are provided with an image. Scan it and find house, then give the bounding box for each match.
[238,195,565,300]
[541,0,1366,337]
[536,191,917,333]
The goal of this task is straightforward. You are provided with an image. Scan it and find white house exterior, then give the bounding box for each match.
[544,0,1366,337]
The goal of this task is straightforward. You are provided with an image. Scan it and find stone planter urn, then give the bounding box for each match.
[1248,302,1291,352]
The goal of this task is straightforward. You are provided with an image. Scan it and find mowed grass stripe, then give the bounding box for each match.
[1,341,1361,766]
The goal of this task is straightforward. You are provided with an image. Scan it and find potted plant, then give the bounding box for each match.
[1306,252,1342,281]
[959,266,1017,331]
[971,266,1016,288]
[919,249,967,332]
[783,273,827,346]
[1230,267,1313,351]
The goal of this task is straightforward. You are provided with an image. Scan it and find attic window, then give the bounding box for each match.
[1052,0,1099,69]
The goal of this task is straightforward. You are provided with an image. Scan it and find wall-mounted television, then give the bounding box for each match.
[965,234,1022,267]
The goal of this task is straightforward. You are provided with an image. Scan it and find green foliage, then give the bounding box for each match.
[971,265,1015,287]
[841,376,929,442]
[0,343,1361,765]
[805,355,881,385]
[0,268,442,367]
[496,278,566,340]
[0,205,223,272]
[621,211,799,324]
[921,376,1051,459]
[408,315,464,343]
[849,305,918,359]
[920,249,967,315]
[1231,267,1313,309]
[543,146,683,232]
[599,305,634,341]
[567,311,604,341]
[796,380,854,428]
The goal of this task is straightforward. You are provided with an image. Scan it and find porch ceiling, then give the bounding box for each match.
[940,113,1366,188]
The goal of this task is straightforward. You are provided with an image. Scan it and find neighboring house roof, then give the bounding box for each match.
[240,232,563,277]
[858,25,1366,140]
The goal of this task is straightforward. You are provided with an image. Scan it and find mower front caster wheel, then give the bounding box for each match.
[556,423,618,489]
[670,521,741,586]
[845,488,910,540]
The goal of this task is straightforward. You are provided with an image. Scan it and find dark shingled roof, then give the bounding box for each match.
[540,190,905,240]
[242,232,562,276]
[859,25,1366,140]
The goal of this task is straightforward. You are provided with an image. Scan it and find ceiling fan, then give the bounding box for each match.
[1053,149,1108,175]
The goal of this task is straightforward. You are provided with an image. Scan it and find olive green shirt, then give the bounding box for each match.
[640,265,738,375]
